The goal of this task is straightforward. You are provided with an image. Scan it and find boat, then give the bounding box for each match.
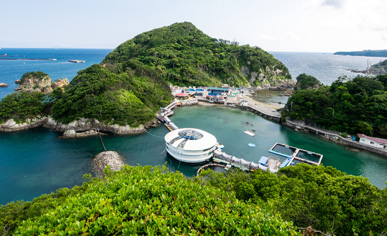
[248,143,256,147]
[244,130,255,136]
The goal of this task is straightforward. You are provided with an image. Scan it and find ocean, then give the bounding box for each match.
[0,49,386,205]
[0,48,112,99]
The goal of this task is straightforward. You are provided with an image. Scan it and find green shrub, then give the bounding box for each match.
[10,165,298,235]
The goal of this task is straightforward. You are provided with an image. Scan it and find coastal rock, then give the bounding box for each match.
[0,83,8,87]
[52,78,69,90]
[13,72,69,94]
[93,151,125,177]
[0,117,48,132]
[15,72,52,93]
[62,129,102,138]
[43,117,148,136]
[41,86,53,94]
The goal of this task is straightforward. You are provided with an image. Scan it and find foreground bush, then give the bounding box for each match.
[202,164,387,235]
[3,165,298,235]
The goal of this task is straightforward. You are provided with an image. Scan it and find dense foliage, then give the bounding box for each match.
[294,73,322,90]
[1,22,291,126]
[103,22,291,87]
[1,166,298,235]
[0,91,49,123]
[51,64,171,125]
[283,75,387,137]
[202,164,387,235]
[334,49,387,57]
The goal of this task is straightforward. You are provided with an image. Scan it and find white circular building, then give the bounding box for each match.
[165,128,217,163]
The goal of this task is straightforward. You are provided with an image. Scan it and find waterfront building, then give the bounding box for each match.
[165,128,217,163]
[175,93,189,99]
[358,134,387,149]
[206,87,230,103]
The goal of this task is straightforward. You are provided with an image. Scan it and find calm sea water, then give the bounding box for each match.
[0,49,386,205]
[0,48,112,99]
[271,52,387,85]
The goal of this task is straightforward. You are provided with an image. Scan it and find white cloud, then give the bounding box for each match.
[321,0,345,8]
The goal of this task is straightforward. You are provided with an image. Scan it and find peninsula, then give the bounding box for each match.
[0,22,294,136]
[334,49,387,57]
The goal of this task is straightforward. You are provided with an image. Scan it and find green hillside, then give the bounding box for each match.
[51,22,291,125]
[1,22,292,127]
[102,22,291,87]
[282,74,387,138]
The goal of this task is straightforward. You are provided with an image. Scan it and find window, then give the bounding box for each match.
[370,141,374,144]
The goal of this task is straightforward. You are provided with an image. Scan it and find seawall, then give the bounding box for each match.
[284,119,387,157]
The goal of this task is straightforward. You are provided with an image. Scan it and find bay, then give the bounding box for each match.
[1,49,387,205]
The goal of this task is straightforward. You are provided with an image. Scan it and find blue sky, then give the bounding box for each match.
[1,0,386,52]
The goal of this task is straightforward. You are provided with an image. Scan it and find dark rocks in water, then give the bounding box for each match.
[93,151,125,177]
[0,83,8,87]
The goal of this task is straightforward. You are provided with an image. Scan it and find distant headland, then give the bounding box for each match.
[334,49,387,57]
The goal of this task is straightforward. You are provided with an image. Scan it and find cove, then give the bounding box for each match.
[1,105,386,205]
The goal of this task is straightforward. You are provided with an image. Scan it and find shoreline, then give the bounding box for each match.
[1,97,386,157]
[193,99,387,158]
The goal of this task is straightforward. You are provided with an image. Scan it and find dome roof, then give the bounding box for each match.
[165,128,217,151]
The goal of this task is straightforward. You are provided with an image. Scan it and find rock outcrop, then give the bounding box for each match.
[0,83,8,87]
[0,115,159,137]
[44,117,150,135]
[61,129,102,138]
[14,72,68,94]
[52,78,69,90]
[15,72,52,93]
[0,117,48,132]
[93,151,125,177]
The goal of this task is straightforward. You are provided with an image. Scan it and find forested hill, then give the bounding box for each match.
[334,49,387,57]
[1,22,292,127]
[102,22,292,87]
[283,75,387,138]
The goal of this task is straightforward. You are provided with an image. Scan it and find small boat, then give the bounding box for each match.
[248,143,256,147]
[244,130,255,136]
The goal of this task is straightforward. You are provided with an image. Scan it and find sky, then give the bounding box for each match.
[0,0,386,52]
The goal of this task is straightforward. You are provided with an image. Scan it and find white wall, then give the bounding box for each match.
[359,138,387,149]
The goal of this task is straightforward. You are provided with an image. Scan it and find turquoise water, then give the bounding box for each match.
[1,105,386,205]
[1,49,387,205]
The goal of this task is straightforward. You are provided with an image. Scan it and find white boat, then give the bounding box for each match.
[248,143,256,147]
[244,130,255,136]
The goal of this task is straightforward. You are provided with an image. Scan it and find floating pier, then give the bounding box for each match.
[157,101,180,131]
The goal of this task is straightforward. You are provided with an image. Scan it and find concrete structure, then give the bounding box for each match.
[358,134,387,149]
[165,128,217,163]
